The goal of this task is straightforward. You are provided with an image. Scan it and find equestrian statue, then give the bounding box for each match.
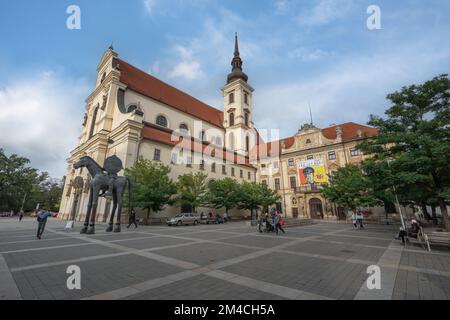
[73,155,132,234]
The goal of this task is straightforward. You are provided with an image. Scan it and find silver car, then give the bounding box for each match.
[167,213,199,226]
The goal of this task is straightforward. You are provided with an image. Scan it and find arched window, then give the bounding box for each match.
[88,106,99,140]
[229,113,235,126]
[229,93,234,104]
[246,135,250,152]
[156,115,168,128]
[244,112,249,126]
[229,132,235,150]
[179,123,189,134]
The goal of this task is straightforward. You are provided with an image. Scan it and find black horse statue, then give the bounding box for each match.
[73,155,131,234]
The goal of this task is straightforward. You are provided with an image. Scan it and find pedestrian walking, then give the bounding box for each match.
[395,226,407,244]
[19,209,24,222]
[356,211,364,229]
[126,209,138,229]
[258,213,264,233]
[223,211,229,223]
[36,208,56,239]
[351,212,358,229]
[275,212,286,235]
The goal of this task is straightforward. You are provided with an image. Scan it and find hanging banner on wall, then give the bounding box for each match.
[298,158,327,185]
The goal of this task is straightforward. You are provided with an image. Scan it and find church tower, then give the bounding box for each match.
[223,33,255,155]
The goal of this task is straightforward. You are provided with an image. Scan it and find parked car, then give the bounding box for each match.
[167,213,199,226]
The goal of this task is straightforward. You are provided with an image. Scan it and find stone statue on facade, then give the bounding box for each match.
[73,155,132,234]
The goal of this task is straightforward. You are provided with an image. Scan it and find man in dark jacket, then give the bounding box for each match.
[36,208,57,239]
[127,209,138,229]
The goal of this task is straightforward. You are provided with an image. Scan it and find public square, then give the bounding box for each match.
[1,218,450,300]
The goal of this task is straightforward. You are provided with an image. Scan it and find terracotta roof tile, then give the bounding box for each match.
[116,58,224,128]
[322,122,378,140]
[141,123,254,168]
[251,122,378,160]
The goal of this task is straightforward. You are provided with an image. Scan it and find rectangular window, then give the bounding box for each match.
[200,159,205,170]
[262,180,267,186]
[171,153,177,165]
[248,172,252,180]
[307,155,314,160]
[211,163,216,173]
[288,158,295,167]
[350,148,360,157]
[240,169,243,178]
[244,92,248,105]
[275,178,281,191]
[186,156,192,167]
[328,151,336,160]
[273,161,279,169]
[154,149,161,161]
[229,92,235,104]
[261,164,266,168]
[290,176,297,189]
[222,165,227,175]
[231,167,235,176]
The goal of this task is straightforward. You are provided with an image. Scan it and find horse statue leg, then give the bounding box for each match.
[80,187,93,234]
[106,192,117,232]
[86,186,101,235]
[114,181,126,233]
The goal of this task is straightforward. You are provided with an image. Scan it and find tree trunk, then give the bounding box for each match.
[431,206,437,223]
[438,198,450,231]
[146,208,151,225]
[421,203,431,220]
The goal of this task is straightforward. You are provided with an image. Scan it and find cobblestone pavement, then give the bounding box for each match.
[1,217,450,300]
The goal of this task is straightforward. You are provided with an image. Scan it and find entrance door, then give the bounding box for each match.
[309,198,323,219]
[292,208,299,218]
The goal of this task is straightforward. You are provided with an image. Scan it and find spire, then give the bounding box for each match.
[108,42,114,51]
[234,32,239,57]
[227,32,248,84]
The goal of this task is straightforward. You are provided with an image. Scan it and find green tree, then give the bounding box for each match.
[0,149,47,212]
[177,172,209,213]
[359,74,450,230]
[322,164,379,212]
[237,182,280,218]
[29,178,64,212]
[206,178,240,214]
[125,158,177,223]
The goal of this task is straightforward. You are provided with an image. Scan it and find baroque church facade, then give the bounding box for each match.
[59,35,378,222]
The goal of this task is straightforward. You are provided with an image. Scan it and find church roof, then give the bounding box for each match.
[116,58,224,128]
[141,122,255,168]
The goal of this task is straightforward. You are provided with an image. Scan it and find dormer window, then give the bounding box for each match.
[229,92,235,104]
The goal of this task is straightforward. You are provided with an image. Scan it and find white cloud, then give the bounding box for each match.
[288,47,333,61]
[0,72,89,178]
[298,0,353,27]
[143,0,156,15]
[168,61,203,80]
[255,44,450,139]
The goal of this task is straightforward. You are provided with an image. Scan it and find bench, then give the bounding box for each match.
[423,231,450,252]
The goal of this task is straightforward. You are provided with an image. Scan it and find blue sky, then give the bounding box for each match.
[1,0,450,177]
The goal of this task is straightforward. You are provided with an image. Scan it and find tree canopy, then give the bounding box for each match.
[176,172,209,213]
[358,74,450,230]
[125,157,177,220]
[206,178,240,214]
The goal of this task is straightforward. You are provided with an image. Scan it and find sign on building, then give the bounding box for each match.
[298,158,327,185]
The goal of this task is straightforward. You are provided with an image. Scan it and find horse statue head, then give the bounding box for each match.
[73,156,92,170]
[73,156,104,177]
